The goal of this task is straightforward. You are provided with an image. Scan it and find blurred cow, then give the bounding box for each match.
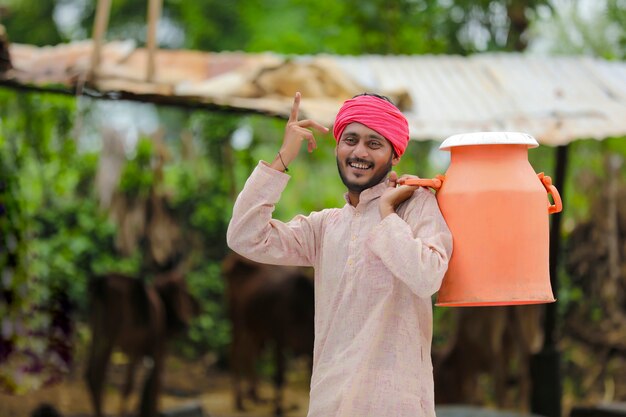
[85,270,200,417]
[223,252,314,416]
[434,305,543,409]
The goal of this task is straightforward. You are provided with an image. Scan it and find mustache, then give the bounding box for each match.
[346,157,373,166]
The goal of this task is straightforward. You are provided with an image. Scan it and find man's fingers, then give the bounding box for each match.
[288,92,301,122]
[287,92,329,140]
[297,119,329,134]
[398,174,420,181]
[299,130,317,152]
[387,171,398,187]
[397,174,420,185]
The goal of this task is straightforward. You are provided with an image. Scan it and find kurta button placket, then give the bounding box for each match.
[347,210,361,273]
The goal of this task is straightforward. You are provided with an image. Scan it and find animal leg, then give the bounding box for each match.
[231,329,247,411]
[85,338,114,417]
[247,342,268,405]
[247,358,265,405]
[273,344,286,417]
[119,357,138,417]
[139,352,163,417]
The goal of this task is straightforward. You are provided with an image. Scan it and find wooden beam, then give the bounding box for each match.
[0,79,284,119]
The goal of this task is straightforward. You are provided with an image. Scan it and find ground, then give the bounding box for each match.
[2,336,626,417]
[0,351,311,417]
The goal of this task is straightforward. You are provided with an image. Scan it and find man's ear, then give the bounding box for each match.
[392,154,401,166]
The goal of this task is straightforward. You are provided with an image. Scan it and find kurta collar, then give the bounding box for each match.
[343,181,388,207]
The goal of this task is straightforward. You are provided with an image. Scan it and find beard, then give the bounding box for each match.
[336,154,393,194]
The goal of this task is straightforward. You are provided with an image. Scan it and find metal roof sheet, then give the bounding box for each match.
[331,54,626,145]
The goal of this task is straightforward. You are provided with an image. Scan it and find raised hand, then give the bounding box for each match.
[270,92,329,172]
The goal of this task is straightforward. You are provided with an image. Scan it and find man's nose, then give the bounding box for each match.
[352,142,369,158]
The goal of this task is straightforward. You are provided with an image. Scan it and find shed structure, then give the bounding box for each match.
[1,40,625,145]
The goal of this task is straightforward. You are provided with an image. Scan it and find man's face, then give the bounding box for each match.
[335,122,400,193]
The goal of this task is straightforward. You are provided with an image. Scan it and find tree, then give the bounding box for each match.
[2,0,553,55]
[0,0,62,46]
[528,0,625,59]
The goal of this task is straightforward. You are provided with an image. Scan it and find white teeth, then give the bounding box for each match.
[349,162,370,169]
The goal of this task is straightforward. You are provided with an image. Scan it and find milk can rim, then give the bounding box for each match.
[439,131,540,151]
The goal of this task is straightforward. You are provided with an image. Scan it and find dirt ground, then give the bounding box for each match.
[0,352,311,417]
[2,336,626,417]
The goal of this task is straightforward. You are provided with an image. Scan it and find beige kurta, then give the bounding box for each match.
[227,162,452,417]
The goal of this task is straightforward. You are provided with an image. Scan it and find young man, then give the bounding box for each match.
[227,92,452,417]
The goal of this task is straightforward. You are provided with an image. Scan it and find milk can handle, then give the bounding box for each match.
[538,172,562,214]
[398,175,444,190]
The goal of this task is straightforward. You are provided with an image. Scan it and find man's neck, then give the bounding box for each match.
[347,191,360,207]
[346,179,389,207]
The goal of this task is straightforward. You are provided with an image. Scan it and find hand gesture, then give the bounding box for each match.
[379,172,419,218]
[271,92,329,172]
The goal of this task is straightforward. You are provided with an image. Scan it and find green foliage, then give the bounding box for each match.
[0,0,62,46]
[165,111,239,255]
[528,0,625,59]
[183,261,231,360]
[2,0,622,59]
[0,89,253,386]
[167,0,248,51]
[3,0,557,55]
[119,137,155,196]
[0,97,29,393]
[0,89,119,393]
[150,110,242,357]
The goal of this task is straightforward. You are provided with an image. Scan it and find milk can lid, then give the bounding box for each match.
[439,132,539,151]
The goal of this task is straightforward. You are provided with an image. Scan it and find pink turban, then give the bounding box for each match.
[333,95,410,157]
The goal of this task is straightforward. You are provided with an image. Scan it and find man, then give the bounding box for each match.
[227,92,452,417]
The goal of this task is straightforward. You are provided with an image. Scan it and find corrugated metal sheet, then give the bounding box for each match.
[1,40,625,146]
[331,54,626,145]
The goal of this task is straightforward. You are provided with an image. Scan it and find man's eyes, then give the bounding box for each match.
[341,137,382,148]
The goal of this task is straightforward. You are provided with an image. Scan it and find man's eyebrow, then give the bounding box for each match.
[342,130,385,140]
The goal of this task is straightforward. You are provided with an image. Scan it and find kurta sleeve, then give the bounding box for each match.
[226,161,323,267]
[367,189,452,298]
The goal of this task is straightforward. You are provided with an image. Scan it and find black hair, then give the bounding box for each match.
[352,92,396,107]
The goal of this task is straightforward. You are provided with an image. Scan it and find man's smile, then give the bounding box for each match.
[347,158,373,171]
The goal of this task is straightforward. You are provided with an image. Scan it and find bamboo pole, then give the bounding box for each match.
[146,0,163,82]
[89,0,112,83]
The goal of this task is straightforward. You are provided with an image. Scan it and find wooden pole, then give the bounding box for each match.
[146,0,162,82]
[89,0,112,83]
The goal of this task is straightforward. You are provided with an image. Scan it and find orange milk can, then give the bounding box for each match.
[404,132,562,307]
